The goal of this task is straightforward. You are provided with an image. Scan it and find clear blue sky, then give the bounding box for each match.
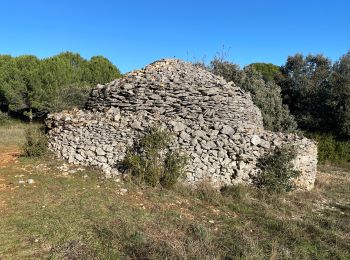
[0,0,349,73]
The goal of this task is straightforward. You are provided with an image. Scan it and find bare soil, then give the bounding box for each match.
[0,145,20,212]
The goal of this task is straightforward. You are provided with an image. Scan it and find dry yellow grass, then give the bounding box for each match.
[0,121,28,148]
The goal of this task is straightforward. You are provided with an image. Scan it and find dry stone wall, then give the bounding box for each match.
[46,59,317,190]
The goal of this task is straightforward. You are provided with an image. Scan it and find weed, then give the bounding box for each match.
[22,125,48,157]
[121,126,187,188]
[161,151,188,188]
[256,145,301,193]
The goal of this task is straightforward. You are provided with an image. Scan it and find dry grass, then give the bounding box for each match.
[0,120,28,149]
[0,122,349,259]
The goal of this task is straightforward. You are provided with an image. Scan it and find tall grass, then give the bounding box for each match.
[0,119,29,149]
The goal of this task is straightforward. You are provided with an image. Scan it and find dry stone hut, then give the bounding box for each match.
[46,59,317,189]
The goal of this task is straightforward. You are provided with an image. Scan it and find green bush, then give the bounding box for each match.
[309,134,350,165]
[256,145,300,193]
[209,58,297,133]
[48,83,93,113]
[0,52,121,121]
[247,62,282,82]
[121,126,187,188]
[0,111,9,124]
[161,151,187,188]
[22,125,48,157]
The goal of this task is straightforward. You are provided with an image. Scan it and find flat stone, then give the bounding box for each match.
[180,131,191,142]
[251,135,261,146]
[206,141,217,149]
[260,140,271,149]
[170,121,186,132]
[220,125,235,135]
[193,130,208,140]
[123,83,133,90]
[204,87,219,96]
[75,154,84,161]
[130,121,143,130]
[96,147,106,156]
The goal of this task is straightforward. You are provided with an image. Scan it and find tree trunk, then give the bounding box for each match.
[29,108,33,123]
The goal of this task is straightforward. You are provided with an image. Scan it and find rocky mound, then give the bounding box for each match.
[46,59,317,189]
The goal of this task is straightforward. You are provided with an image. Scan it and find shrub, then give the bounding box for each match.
[256,145,301,193]
[121,126,187,188]
[247,62,282,82]
[48,83,93,113]
[0,111,9,124]
[22,125,48,157]
[208,58,297,133]
[161,151,187,188]
[310,134,350,165]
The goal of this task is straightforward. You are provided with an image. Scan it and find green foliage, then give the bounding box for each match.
[329,52,350,137]
[247,62,281,82]
[0,52,121,120]
[277,54,333,133]
[121,126,187,188]
[22,125,48,157]
[309,134,350,165]
[277,52,350,138]
[210,58,297,132]
[207,51,350,139]
[83,56,121,85]
[47,83,92,112]
[161,151,188,188]
[0,111,9,124]
[256,145,301,193]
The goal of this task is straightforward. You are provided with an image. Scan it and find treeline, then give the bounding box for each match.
[1,50,350,141]
[0,50,349,164]
[0,52,121,121]
[277,53,350,139]
[206,51,350,140]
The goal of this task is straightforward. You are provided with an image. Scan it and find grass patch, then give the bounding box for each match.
[0,122,350,259]
[0,119,29,149]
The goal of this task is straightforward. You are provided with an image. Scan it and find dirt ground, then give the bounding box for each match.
[0,147,20,168]
[0,146,20,212]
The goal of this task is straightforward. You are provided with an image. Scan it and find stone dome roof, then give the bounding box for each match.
[86,59,264,131]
